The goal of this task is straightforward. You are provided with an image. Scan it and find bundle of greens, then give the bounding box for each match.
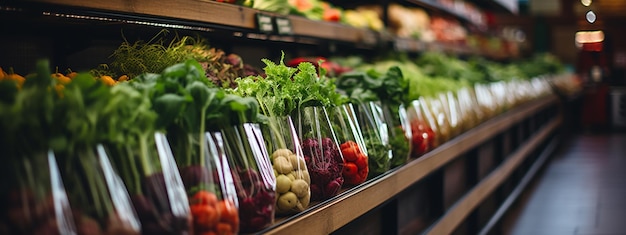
[1,60,144,235]
[336,66,411,169]
[415,51,485,84]
[0,61,77,235]
[235,54,346,201]
[233,55,316,215]
[100,31,260,88]
[517,53,565,79]
[130,59,264,234]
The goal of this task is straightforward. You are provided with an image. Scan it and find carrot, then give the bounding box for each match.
[118,74,129,82]
[66,71,78,79]
[52,73,71,84]
[2,68,25,88]
[0,67,6,79]
[99,75,116,86]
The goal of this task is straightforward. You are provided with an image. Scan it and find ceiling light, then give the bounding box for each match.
[581,0,592,7]
[586,10,596,23]
[575,30,604,44]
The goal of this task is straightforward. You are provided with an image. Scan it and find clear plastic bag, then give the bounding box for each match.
[328,104,371,185]
[353,102,394,179]
[456,87,478,131]
[261,115,311,215]
[220,123,276,233]
[474,84,497,120]
[1,151,77,235]
[408,99,437,158]
[293,106,345,201]
[55,145,141,235]
[381,103,412,168]
[438,92,461,138]
[489,81,508,114]
[423,96,451,144]
[106,132,192,235]
[175,131,240,235]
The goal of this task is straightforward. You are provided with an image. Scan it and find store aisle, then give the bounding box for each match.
[502,131,626,235]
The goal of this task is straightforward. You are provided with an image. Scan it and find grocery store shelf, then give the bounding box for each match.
[9,0,513,56]
[260,94,560,235]
[424,115,561,234]
[17,0,380,47]
[405,0,486,28]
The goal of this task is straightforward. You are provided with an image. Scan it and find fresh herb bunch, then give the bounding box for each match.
[337,66,408,106]
[102,30,259,88]
[363,129,391,176]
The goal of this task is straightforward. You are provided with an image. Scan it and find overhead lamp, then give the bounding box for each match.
[575,30,604,43]
[586,10,596,23]
[581,0,592,7]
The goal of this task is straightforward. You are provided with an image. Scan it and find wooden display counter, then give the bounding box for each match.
[257,94,562,234]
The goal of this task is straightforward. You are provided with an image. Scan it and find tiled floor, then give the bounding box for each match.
[502,131,626,235]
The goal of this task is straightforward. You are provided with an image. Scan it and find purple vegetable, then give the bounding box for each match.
[130,174,192,235]
[179,165,211,189]
[234,168,276,233]
[302,137,344,201]
[225,54,243,68]
[75,215,102,235]
[4,190,60,235]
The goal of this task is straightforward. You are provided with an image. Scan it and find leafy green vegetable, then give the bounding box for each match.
[416,51,485,84]
[234,52,345,146]
[100,31,256,88]
[130,59,260,168]
[337,66,408,106]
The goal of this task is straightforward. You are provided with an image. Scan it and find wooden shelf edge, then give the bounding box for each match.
[20,0,377,45]
[262,95,559,235]
[23,0,258,29]
[477,136,560,235]
[424,115,562,235]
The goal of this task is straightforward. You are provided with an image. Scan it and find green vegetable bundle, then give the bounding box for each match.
[0,61,78,235]
[0,60,144,234]
[337,66,412,168]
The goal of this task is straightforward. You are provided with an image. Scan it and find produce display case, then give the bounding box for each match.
[0,0,573,234]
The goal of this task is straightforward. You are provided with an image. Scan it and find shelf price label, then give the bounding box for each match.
[274,17,293,35]
[256,13,274,34]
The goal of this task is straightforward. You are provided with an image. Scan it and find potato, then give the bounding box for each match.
[294,170,310,185]
[275,174,292,194]
[300,192,311,208]
[277,192,298,211]
[287,154,300,169]
[272,149,293,160]
[273,156,293,174]
[290,179,309,198]
[286,172,296,181]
